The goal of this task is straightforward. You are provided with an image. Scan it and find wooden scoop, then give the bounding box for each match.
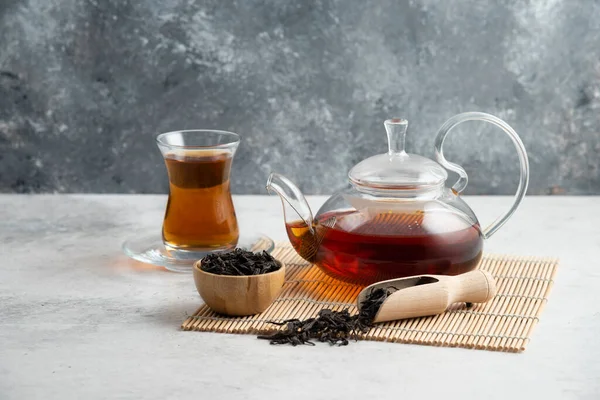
[357,270,497,323]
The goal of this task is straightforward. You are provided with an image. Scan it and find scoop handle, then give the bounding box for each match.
[447,270,497,304]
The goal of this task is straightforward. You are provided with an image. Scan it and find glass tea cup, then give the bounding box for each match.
[156,130,240,252]
[121,129,275,272]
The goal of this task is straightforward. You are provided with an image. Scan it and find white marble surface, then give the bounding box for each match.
[1,194,599,400]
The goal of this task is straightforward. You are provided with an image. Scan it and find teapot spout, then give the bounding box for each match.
[266,173,314,233]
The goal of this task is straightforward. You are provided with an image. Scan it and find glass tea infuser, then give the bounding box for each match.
[267,112,529,285]
[123,129,274,272]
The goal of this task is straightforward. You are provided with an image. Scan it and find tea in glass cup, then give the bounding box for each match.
[156,130,240,252]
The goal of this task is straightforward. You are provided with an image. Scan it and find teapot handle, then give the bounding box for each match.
[434,112,529,239]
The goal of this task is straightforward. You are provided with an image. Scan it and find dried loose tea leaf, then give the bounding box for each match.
[356,286,398,325]
[257,287,397,347]
[200,249,281,276]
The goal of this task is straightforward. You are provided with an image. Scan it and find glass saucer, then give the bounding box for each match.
[122,233,275,273]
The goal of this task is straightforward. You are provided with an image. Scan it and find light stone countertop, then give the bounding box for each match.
[1,194,599,400]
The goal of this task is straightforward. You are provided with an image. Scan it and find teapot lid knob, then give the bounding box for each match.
[348,118,448,191]
[385,118,408,156]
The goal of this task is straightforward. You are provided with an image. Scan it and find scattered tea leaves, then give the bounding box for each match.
[200,249,281,276]
[257,286,398,346]
[257,309,366,346]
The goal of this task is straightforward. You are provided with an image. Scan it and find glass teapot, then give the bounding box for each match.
[266,112,529,285]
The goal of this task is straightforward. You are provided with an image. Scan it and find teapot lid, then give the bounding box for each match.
[348,119,448,191]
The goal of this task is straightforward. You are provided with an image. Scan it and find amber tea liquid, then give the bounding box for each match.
[162,151,238,250]
[287,209,483,285]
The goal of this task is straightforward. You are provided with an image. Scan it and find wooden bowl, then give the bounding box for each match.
[193,260,285,316]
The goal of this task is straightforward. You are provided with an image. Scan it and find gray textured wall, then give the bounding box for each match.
[1,0,599,195]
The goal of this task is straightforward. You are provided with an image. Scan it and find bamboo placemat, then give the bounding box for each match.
[182,243,558,352]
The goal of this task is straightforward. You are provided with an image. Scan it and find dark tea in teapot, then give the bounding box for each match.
[286,209,483,285]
